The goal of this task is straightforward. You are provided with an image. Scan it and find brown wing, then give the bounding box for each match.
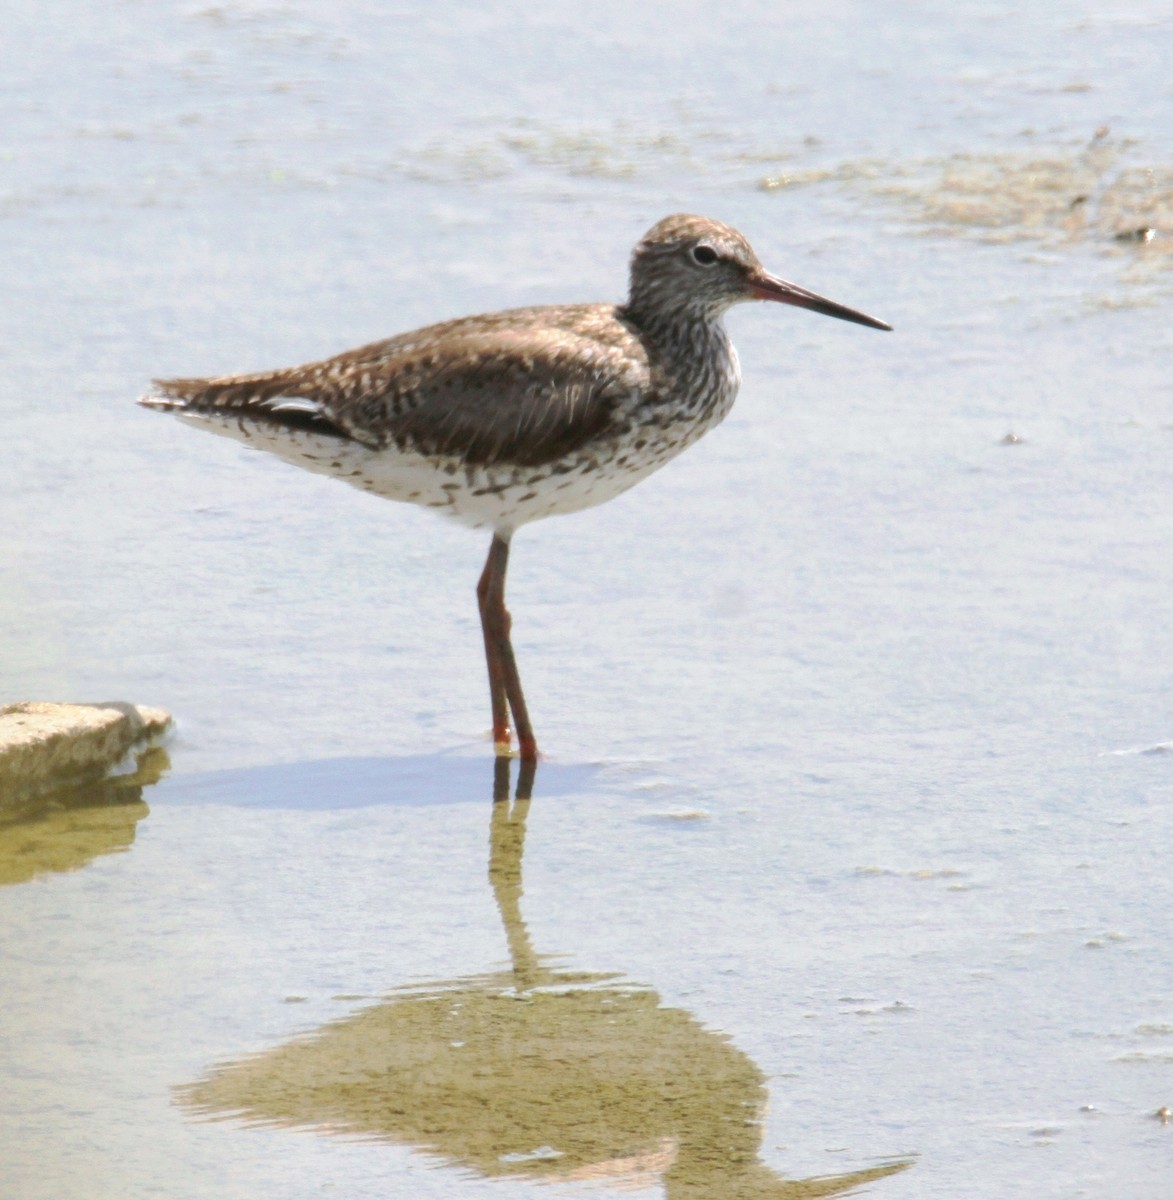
[149,309,649,470]
[355,330,645,468]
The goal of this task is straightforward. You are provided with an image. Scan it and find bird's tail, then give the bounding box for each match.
[138,368,307,412]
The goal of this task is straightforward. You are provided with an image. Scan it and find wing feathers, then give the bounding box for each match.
[142,315,648,469]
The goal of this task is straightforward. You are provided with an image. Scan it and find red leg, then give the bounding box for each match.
[477,543,511,751]
[476,533,538,761]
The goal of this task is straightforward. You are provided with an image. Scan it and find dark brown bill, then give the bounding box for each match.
[749,271,892,331]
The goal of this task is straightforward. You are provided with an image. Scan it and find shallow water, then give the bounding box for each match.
[2,2,1172,1197]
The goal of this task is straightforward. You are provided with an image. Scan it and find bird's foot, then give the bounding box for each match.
[488,727,539,762]
[491,721,514,758]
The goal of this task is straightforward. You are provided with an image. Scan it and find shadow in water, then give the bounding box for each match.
[179,758,910,1198]
[159,751,602,809]
[0,747,168,887]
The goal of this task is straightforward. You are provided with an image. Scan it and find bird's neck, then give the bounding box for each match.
[618,302,740,418]
[618,301,730,363]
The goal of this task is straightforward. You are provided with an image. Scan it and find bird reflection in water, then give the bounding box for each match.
[178,759,910,1199]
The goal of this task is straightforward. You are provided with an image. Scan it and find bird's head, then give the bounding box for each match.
[627,213,892,331]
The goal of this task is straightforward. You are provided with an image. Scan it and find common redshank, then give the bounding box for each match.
[140,214,890,761]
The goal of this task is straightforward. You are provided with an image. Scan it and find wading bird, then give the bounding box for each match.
[140,214,890,760]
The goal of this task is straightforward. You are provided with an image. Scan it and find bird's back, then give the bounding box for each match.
[149,303,659,465]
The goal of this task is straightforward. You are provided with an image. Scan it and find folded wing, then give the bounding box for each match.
[146,319,647,470]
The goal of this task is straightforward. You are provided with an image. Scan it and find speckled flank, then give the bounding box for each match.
[174,338,738,532]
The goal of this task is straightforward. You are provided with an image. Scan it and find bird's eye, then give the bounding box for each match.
[690,244,719,266]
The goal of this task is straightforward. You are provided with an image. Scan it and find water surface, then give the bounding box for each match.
[2,2,1171,1197]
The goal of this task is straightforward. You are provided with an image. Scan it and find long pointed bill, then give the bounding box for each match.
[748,271,892,331]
